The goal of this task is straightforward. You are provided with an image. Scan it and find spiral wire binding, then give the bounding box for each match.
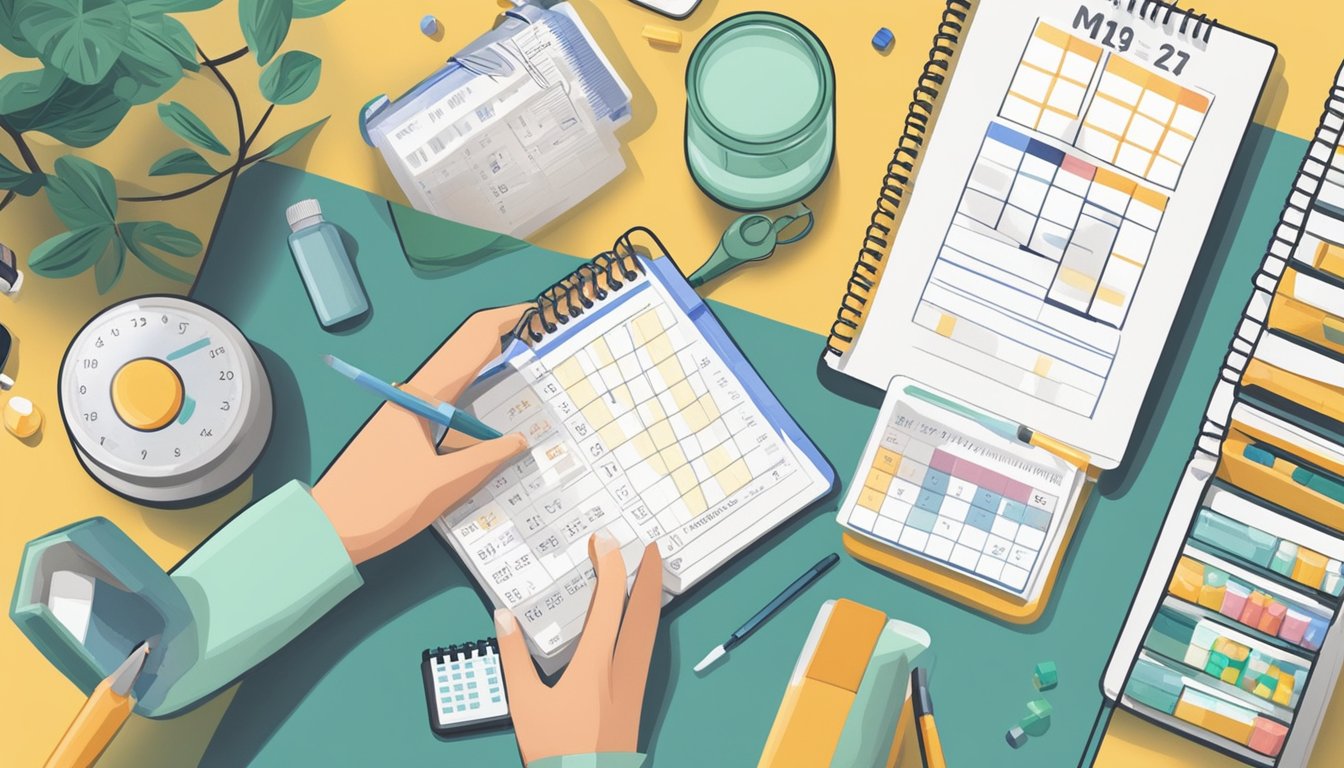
[823,0,1218,359]
[512,227,670,345]
[424,637,501,663]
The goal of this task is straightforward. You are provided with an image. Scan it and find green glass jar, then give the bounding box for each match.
[685,12,835,212]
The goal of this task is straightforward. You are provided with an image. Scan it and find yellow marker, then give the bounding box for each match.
[643,25,683,49]
[46,644,149,768]
[1023,429,1092,472]
[911,668,947,768]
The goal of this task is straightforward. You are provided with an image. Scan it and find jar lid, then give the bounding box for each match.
[687,13,832,151]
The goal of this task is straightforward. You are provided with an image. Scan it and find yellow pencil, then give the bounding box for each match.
[912,667,947,768]
[45,643,149,768]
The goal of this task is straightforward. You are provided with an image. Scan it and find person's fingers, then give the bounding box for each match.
[611,543,663,703]
[409,304,530,401]
[426,433,528,509]
[494,608,544,706]
[570,530,629,672]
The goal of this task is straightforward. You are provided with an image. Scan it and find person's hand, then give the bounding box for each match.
[313,304,531,564]
[496,530,664,764]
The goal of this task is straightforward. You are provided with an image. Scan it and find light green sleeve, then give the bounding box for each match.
[148,481,363,715]
[529,754,646,768]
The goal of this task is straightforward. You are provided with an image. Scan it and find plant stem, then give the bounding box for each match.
[122,104,273,203]
[0,190,14,213]
[0,117,44,178]
[197,45,247,153]
[198,47,249,67]
[242,105,274,155]
[122,46,266,204]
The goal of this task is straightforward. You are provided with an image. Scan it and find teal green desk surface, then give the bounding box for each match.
[188,126,1301,767]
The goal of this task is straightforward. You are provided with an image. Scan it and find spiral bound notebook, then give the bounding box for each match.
[1101,63,1344,767]
[421,639,510,734]
[823,0,1274,621]
[823,0,1274,469]
[431,228,834,673]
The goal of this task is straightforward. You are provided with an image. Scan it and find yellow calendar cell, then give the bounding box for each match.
[552,358,585,388]
[706,445,733,474]
[645,332,674,364]
[599,423,626,449]
[592,337,614,367]
[858,487,886,513]
[718,459,751,495]
[582,399,614,429]
[670,380,695,410]
[672,465,697,495]
[682,487,707,515]
[567,379,598,408]
[649,419,676,450]
[699,394,720,421]
[631,433,656,459]
[661,444,689,472]
[683,401,709,432]
[657,357,686,388]
[873,447,902,474]
[632,310,663,344]
[864,467,893,494]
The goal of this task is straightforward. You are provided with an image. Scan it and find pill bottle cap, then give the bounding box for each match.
[285,199,324,232]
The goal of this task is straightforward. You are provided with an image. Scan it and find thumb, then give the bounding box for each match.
[495,608,544,703]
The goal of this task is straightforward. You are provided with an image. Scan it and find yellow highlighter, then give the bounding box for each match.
[45,643,149,768]
[912,667,947,768]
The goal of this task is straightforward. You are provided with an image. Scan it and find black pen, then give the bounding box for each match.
[693,552,840,672]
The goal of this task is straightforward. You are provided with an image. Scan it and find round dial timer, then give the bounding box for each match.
[59,296,273,506]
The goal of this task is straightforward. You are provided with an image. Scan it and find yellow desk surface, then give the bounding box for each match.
[1,1,1342,765]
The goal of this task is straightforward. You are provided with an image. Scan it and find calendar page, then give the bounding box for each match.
[838,377,1085,601]
[434,264,831,670]
[837,0,1275,468]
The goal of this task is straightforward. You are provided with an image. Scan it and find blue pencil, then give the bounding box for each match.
[324,354,502,440]
[694,552,840,672]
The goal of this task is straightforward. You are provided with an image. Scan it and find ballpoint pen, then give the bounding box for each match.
[904,384,1092,471]
[912,667,947,768]
[324,354,502,440]
[46,643,150,768]
[694,552,840,672]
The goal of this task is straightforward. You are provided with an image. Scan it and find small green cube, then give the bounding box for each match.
[1005,725,1029,748]
[1020,698,1053,737]
[1033,661,1058,691]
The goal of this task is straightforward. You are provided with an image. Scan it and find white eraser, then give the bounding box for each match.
[48,570,95,644]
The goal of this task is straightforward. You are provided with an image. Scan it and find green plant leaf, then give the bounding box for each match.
[0,72,130,147]
[0,67,64,114]
[0,152,44,195]
[121,220,200,282]
[0,0,40,57]
[122,220,201,256]
[148,147,216,176]
[46,155,117,228]
[15,0,133,85]
[93,228,125,293]
[292,0,342,18]
[259,50,319,105]
[120,11,198,93]
[239,0,291,66]
[253,116,326,162]
[28,224,113,278]
[158,101,229,154]
[127,0,223,13]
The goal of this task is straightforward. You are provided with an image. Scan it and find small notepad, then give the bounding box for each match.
[420,639,510,735]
